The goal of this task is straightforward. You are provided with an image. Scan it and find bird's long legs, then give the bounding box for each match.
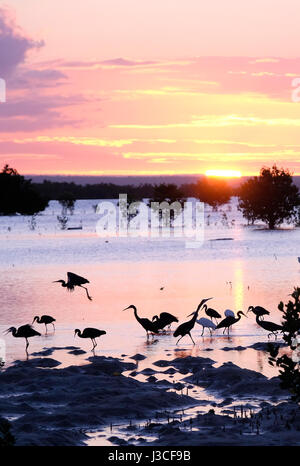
[91,338,97,350]
[25,338,29,358]
[45,324,48,334]
[52,323,55,331]
[201,327,204,336]
[188,332,195,345]
[176,335,184,345]
[80,285,93,301]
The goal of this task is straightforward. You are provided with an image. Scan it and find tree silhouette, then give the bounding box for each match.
[148,184,186,224]
[193,177,232,210]
[238,165,300,229]
[0,165,48,215]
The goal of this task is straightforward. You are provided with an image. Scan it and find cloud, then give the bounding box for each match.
[100,57,155,67]
[0,93,88,131]
[52,57,156,71]
[0,7,43,77]
[110,115,300,129]
[9,68,67,89]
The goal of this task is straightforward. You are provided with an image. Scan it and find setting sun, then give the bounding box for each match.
[205,170,242,178]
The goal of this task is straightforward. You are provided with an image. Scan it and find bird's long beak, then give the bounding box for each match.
[3,328,10,335]
[241,311,248,318]
[122,306,130,311]
[187,311,196,317]
[53,280,60,283]
[198,297,213,309]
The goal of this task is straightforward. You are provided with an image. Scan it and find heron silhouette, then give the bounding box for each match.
[247,305,270,320]
[123,305,160,338]
[32,315,56,333]
[152,312,178,331]
[196,317,216,336]
[216,311,247,335]
[173,298,213,345]
[4,324,41,353]
[74,328,106,350]
[255,315,283,339]
[53,272,92,301]
[202,304,221,323]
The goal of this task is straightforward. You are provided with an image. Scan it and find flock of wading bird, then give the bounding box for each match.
[3,272,284,355]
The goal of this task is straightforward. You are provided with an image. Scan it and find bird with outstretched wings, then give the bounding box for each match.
[53,272,92,301]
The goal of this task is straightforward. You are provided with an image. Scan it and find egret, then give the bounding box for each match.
[196,317,216,336]
[173,297,213,345]
[32,315,56,333]
[123,305,160,338]
[53,272,92,301]
[4,324,41,352]
[152,312,178,331]
[255,315,283,339]
[74,328,106,350]
[247,305,270,320]
[224,309,235,318]
[216,311,247,335]
[202,304,221,323]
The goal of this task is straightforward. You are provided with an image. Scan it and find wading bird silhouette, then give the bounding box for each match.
[4,324,41,353]
[53,272,92,301]
[74,328,106,350]
[255,315,283,339]
[196,317,216,336]
[123,305,160,338]
[247,305,270,320]
[32,315,56,333]
[202,304,222,323]
[152,312,178,331]
[216,311,247,335]
[173,298,213,345]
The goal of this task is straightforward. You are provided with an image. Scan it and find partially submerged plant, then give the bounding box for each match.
[268,287,300,403]
[57,215,69,230]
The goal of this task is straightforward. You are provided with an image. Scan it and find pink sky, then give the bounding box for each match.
[1,1,300,176]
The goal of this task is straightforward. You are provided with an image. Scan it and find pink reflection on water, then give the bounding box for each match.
[0,256,294,379]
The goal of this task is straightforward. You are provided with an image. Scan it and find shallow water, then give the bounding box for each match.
[0,198,299,372]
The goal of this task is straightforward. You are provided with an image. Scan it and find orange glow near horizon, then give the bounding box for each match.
[205,169,242,178]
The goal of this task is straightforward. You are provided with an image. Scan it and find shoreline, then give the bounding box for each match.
[0,347,297,446]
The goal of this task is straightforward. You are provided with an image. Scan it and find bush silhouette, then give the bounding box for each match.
[268,288,300,403]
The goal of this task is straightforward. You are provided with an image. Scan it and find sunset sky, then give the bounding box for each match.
[1,0,300,176]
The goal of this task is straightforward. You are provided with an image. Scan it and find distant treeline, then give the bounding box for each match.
[32,180,157,200]
[32,179,233,204]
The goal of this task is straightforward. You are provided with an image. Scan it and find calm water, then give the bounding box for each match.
[0,199,299,377]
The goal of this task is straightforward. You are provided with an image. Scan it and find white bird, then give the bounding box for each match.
[196,317,216,336]
[224,309,235,318]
